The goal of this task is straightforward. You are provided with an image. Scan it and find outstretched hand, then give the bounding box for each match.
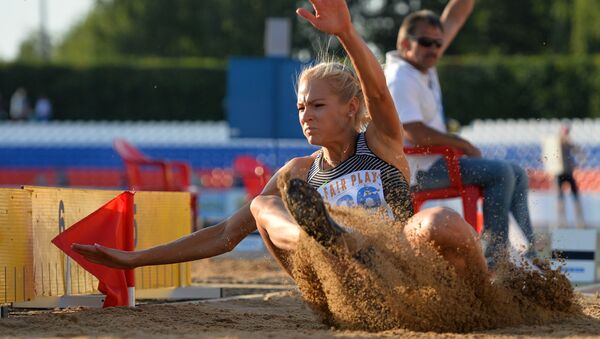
[296,0,352,35]
[71,243,136,269]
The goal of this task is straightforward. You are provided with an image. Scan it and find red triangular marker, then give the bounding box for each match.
[52,191,135,307]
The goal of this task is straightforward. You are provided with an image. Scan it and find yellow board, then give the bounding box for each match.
[0,186,192,304]
[0,189,34,304]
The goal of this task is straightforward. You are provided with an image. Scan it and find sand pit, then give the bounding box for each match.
[1,263,600,339]
[191,254,293,286]
[1,203,598,337]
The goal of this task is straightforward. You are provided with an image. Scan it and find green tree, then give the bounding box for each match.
[570,0,600,54]
[51,0,600,64]
[56,0,299,63]
[16,30,52,63]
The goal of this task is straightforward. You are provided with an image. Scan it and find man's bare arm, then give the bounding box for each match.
[439,0,475,56]
[404,121,481,157]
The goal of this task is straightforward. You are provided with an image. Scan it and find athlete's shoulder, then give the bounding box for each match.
[283,154,317,178]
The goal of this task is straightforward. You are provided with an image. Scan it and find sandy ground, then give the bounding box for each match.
[2,256,600,338]
[191,253,293,286]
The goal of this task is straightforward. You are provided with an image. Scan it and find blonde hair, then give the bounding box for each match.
[297,62,370,132]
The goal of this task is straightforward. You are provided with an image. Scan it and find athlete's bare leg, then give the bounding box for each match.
[404,207,488,279]
[250,194,300,275]
[251,178,362,273]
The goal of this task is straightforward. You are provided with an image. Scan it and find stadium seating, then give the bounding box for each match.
[1,119,600,194]
[195,168,235,189]
[65,168,124,188]
[233,156,273,199]
[113,138,199,227]
[0,168,58,187]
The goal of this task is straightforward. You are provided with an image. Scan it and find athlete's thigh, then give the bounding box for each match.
[403,206,476,248]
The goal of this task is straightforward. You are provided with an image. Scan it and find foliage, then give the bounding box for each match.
[8,1,600,123]
[21,0,600,63]
[0,59,226,121]
[54,0,299,64]
[16,31,51,63]
[2,55,600,122]
[439,55,600,123]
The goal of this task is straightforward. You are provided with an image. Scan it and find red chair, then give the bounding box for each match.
[403,146,483,233]
[113,138,198,228]
[233,156,273,199]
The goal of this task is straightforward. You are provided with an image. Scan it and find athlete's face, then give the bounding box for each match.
[297,78,355,146]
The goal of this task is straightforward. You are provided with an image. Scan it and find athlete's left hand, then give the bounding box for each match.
[296,0,352,36]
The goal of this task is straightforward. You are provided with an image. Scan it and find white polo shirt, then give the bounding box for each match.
[384,50,446,185]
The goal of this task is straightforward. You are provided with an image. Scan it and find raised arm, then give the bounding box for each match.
[439,0,474,56]
[297,0,403,142]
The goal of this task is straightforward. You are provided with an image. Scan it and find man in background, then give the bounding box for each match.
[384,0,536,268]
[10,87,30,121]
[556,123,585,228]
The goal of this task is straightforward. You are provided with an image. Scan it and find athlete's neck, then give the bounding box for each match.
[320,134,358,170]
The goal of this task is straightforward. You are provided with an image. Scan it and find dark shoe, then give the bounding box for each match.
[283,178,345,249]
[353,246,376,268]
[284,178,376,267]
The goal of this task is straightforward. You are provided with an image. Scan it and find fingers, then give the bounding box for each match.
[71,243,98,255]
[71,243,128,268]
[296,8,317,25]
[72,243,116,257]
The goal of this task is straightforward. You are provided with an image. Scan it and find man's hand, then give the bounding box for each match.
[463,141,482,158]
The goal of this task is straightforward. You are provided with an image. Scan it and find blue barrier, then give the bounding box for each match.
[0,143,598,170]
[227,57,307,139]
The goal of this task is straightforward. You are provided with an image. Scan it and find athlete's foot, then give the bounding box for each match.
[283,178,346,249]
[283,178,376,267]
[353,246,376,267]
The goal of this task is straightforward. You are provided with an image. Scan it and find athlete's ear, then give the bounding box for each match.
[348,96,360,116]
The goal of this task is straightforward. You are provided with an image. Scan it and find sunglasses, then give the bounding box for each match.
[410,36,443,49]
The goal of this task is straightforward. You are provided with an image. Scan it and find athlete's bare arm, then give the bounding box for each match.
[298,0,403,143]
[71,201,257,269]
[250,156,314,251]
[297,0,409,177]
[72,156,313,268]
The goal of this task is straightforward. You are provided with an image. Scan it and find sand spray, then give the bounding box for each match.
[290,206,580,332]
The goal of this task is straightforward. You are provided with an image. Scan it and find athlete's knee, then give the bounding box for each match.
[250,196,275,236]
[250,195,272,220]
[423,207,464,229]
[408,207,466,239]
[249,194,260,211]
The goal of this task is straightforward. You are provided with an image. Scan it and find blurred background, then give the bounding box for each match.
[0,0,599,231]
